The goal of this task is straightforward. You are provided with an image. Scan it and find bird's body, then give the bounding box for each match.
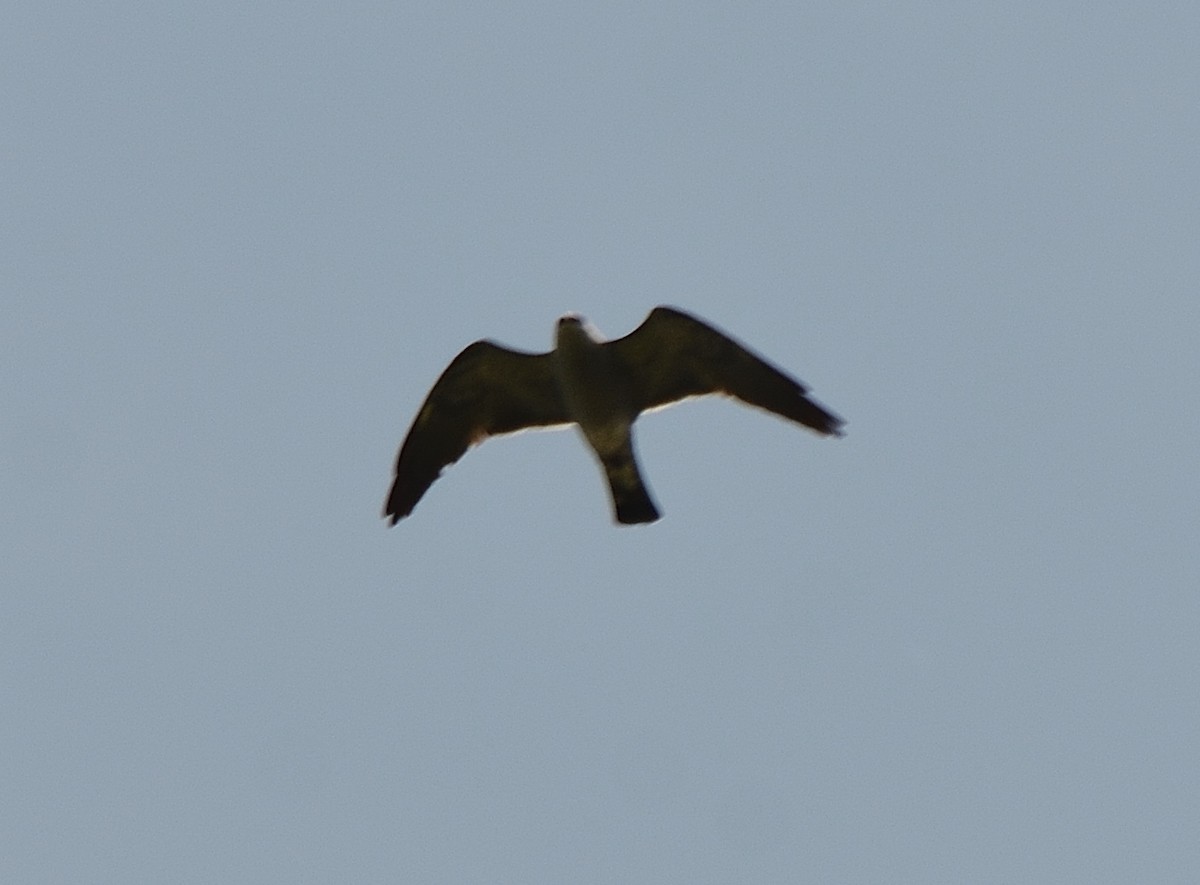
[553,316,637,447]
[551,316,660,522]
[384,306,843,525]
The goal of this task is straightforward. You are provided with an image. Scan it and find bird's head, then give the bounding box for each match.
[555,313,600,347]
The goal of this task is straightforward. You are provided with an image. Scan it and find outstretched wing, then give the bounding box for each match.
[607,306,844,436]
[384,341,570,524]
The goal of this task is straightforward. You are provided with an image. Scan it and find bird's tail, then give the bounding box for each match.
[600,448,661,525]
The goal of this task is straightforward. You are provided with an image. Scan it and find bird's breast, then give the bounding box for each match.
[553,345,635,433]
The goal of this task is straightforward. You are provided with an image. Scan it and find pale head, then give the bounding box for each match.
[555,312,601,348]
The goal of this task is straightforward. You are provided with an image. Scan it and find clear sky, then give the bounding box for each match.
[4,2,1198,882]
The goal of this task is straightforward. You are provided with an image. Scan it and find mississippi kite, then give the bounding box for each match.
[383,306,844,525]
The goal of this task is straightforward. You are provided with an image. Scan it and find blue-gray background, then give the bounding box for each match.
[4,3,1197,882]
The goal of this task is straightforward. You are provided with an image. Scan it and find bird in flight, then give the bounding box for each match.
[383,306,844,525]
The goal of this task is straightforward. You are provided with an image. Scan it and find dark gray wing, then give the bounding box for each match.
[384,341,570,524]
[607,306,844,436]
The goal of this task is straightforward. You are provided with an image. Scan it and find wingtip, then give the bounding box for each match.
[382,502,406,527]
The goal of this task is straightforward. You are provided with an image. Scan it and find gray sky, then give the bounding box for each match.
[4,2,1198,882]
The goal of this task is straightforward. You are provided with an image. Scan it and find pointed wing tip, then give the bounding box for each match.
[801,404,845,438]
[382,496,411,526]
[809,398,845,437]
